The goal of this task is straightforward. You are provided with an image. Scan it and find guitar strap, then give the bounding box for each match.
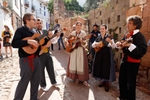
[75,31,82,48]
[36,30,42,34]
[76,31,81,38]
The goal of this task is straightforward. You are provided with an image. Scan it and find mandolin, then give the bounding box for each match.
[22,32,47,54]
[94,41,104,52]
[22,32,59,54]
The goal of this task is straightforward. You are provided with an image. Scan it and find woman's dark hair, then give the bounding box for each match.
[101,24,108,29]
[23,13,35,25]
[75,21,82,26]
[127,15,142,29]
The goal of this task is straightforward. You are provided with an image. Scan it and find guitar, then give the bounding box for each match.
[39,33,59,55]
[94,41,104,52]
[22,26,61,54]
[22,32,47,54]
[66,37,81,52]
[94,34,113,52]
[65,35,89,52]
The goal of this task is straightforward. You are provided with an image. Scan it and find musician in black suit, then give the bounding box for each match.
[12,13,41,100]
[116,15,147,100]
[36,18,58,92]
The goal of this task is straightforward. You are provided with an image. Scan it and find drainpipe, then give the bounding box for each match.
[20,0,22,26]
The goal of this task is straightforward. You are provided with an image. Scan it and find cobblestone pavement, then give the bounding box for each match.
[0,50,20,100]
[0,49,150,100]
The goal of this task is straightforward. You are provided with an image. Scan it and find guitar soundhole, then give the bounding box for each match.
[29,45,34,49]
[34,38,39,43]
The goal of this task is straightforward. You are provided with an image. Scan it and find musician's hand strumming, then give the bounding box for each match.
[27,40,39,47]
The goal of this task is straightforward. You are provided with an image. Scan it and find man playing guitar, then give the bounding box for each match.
[36,18,58,92]
[12,13,41,100]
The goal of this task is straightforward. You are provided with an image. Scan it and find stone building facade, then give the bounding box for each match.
[53,0,88,37]
[53,0,74,20]
[88,0,150,93]
[58,16,88,37]
[126,0,150,94]
[88,0,130,70]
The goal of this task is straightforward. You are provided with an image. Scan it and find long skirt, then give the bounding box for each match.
[66,47,89,81]
[92,47,116,82]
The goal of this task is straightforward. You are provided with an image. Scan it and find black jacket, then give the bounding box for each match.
[12,26,41,58]
[123,32,147,61]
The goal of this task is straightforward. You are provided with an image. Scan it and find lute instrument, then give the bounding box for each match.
[22,32,47,54]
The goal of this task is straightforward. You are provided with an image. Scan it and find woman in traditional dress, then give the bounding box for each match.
[92,24,116,92]
[66,21,89,87]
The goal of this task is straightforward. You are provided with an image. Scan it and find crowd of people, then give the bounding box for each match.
[0,12,148,100]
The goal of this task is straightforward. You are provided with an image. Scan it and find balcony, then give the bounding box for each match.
[0,1,11,13]
[31,4,35,11]
[24,0,29,8]
[2,1,8,8]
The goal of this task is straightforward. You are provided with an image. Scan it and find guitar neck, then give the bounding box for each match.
[48,34,57,41]
[37,32,48,40]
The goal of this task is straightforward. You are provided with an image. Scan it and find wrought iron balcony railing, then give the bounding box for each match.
[24,0,29,7]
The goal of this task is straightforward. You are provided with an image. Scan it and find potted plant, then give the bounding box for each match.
[2,0,8,7]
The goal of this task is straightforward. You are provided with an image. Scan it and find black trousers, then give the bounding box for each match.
[119,61,140,100]
[51,44,54,50]
[14,57,41,100]
[40,53,56,87]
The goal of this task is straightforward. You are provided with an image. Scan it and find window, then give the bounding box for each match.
[108,17,110,24]
[40,8,41,14]
[16,17,19,28]
[116,0,118,4]
[25,8,27,13]
[44,6,45,10]
[120,53,122,59]
[40,3,42,7]
[116,58,118,63]
[119,27,121,33]
[117,15,120,22]
[101,20,103,24]
[19,20,21,27]
[100,11,102,16]
[15,0,18,8]
[44,12,46,16]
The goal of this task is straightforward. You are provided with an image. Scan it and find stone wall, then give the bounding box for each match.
[88,0,130,70]
[54,0,74,20]
[126,0,150,93]
[88,0,150,93]
[58,16,88,37]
